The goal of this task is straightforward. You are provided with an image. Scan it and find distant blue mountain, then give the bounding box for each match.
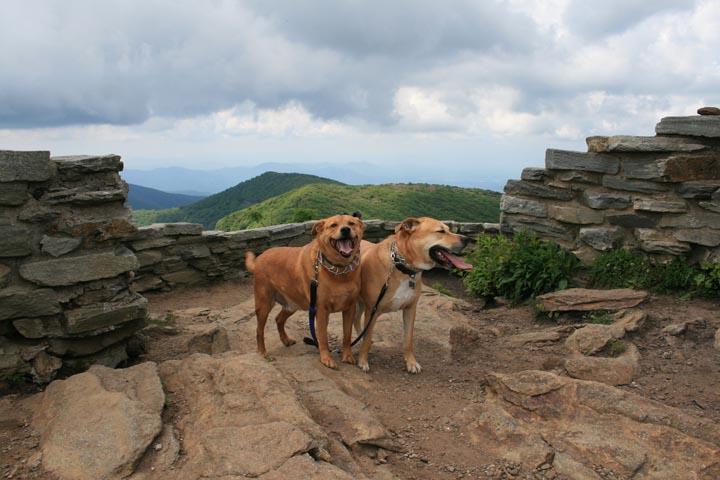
[127,184,205,210]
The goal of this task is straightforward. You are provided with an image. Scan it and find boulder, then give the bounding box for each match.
[0,225,32,257]
[698,106,720,116]
[41,235,82,257]
[0,182,28,206]
[656,115,720,137]
[564,343,640,386]
[0,150,53,182]
[470,370,720,478]
[545,149,619,174]
[500,195,547,217]
[32,362,164,480]
[565,324,615,355]
[536,288,647,312]
[20,247,138,286]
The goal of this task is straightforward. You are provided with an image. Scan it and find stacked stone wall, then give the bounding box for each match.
[0,151,144,382]
[500,113,720,264]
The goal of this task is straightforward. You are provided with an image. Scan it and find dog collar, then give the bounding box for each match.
[316,250,360,276]
[390,241,419,287]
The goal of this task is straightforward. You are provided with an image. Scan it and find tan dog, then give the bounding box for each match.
[245,214,364,369]
[354,217,471,373]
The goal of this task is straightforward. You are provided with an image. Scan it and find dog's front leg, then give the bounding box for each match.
[403,303,422,374]
[341,308,356,365]
[315,309,337,369]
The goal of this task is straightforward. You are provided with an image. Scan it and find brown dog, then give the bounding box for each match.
[353,217,472,373]
[245,214,364,368]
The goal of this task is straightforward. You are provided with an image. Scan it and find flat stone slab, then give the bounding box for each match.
[656,115,720,138]
[52,154,122,174]
[0,287,61,321]
[589,135,707,153]
[503,180,574,201]
[500,195,547,217]
[536,288,647,312]
[564,343,640,386]
[20,248,139,286]
[545,149,619,174]
[0,150,53,182]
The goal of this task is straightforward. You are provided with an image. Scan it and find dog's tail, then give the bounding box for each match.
[244,251,256,274]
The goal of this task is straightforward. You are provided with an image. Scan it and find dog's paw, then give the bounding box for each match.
[320,354,337,369]
[406,360,422,374]
[341,352,356,365]
[358,360,370,373]
[281,336,296,347]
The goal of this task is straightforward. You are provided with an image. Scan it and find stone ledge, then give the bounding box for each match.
[0,150,53,182]
[545,149,619,174]
[656,115,720,138]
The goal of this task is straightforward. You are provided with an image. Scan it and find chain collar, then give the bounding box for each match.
[390,241,419,287]
[315,249,360,277]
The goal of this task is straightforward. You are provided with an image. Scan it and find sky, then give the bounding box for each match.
[1,0,719,189]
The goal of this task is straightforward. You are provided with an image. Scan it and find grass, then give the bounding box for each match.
[216,183,501,230]
[430,282,455,297]
[583,311,614,325]
[605,339,627,357]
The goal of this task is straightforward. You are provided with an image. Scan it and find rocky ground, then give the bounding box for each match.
[1,274,720,480]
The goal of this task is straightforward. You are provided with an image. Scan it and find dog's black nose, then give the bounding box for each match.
[340,226,351,237]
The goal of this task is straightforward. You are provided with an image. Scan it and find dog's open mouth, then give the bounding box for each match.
[430,246,473,270]
[331,237,356,257]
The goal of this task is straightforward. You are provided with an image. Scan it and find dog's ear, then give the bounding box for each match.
[395,217,420,235]
[311,220,325,236]
[352,211,362,219]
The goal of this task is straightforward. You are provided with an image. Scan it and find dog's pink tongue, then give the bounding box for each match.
[444,252,473,270]
[338,239,354,255]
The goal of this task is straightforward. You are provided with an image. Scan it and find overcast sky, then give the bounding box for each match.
[1,0,718,188]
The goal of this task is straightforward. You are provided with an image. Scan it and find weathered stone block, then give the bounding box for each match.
[13,316,65,339]
[0,151,53,182]
[0,264,9,288]
[656,115,720,138]
[146,223,203,236]
[47,319,145,357]
[520,168,546,181]
[504,180,574,200]
[20,248,138,286]
[633,199,687,213]
[131,236,175,251]
[52,155,123,174]
[545,149,619,174]
[548,205,604,225]
[607,213,658,228]
[42,187,127,205]
[221,228,271,242]
[41,235,82,257]
[556,171,601,184]
[0,225,32,257]
[582,191,631,209]
[676,181,720,199]
[500,195,547,217]
[482,223,501,233]
[595,135,707,153]
[458,223,484,234]
[500,215,574,241]
[659,210,720,229]
[136,250,163,267]
[266,223,306,240]
[64,294,147,335]
[161,269,205,286]
[698,201,720,213]
[635,229,691,255]
[0,182,28,206]
[579,227,623,251]
[585,136,608,153]
[602,176,669,193]
[0,287,61,321]
[672,229,720,247]
[174,244,211,259]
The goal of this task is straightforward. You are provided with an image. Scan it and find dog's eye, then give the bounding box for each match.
[436,229,445,233]
[348,221,355,226]
[330,223,338,228]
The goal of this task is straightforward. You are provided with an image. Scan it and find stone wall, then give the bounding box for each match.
[127,220,494,293]
[500,112,720,264]
[0,151,145,382]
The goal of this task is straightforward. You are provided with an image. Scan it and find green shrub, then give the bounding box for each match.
[463,231,580,305]
[646,256,696,293]
[693,262,720,298]
[589,249,650,289]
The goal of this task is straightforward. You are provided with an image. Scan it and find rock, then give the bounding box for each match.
[135,249,163,267]
[31,350,63,383]
[40,235,82,257]
[48,319,146,357]
[19,247,138,286]
[482,222,501,233]
[606,212,658,228]
[503,180,574,201]
[635,228,691,255]
[259,454,354,480]
[582,190,631,209]
[0,337,30,375]
[585,136,608,153]
[161,268,205,286]
[598,135,707,152]
[536,288,647,312]
[698,200,720,213]
[507,329,566,347]
[500,195,547,217]
[698,106,720,116]
[656,115,720,137]
[64,294,147,334]
[473,370,720,478]
[555,170,601,183]
[32,362,164,480]
[220,228,272,242]
[131,236,176,251]
[173,243,211,259]
[0,287,61,321]
[52,155,123,174]
[520,167,546,181]
[0,263,10,288]
[157,353,333,479]
[564,343,640,386]
[661,319,702,336]
[500,215,574,241]
[145,223,203,236]
[565,324,615,355]
[61,342,130,372]
[579,226,623,251]
[659,209,720,229]
[602,175,669,193]
[0,150,53,182]
[545,149,619,174]
[672,228,720,247]
[677,181,720,199]
[42,187,127,205]
[267,223,307,240]
[0,182,28,206]
[185,324,230,355]
[13,316,64,338]
[633,198,687,213]
[572,245,600,266]
[714,328,720,350]
[610,309,646,336]
[0,225,32,257]
[548,205,604,225]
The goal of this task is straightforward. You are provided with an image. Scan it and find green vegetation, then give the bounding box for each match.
[216,183,501,230]
[605,339,627,357]
[583,311,614,325]
[131,172,341,228]
[430,282,455,297]
[463,232,580,305]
